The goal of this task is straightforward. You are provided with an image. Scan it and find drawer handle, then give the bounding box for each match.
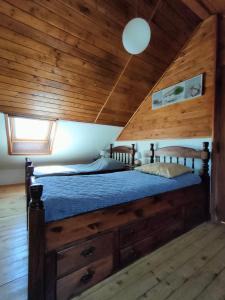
[80,270,95,284]
[80,246,96,257]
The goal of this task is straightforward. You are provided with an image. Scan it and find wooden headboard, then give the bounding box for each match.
[149,142,210,178]
[110,144,136,166]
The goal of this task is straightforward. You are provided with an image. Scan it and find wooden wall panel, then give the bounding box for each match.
[0,0,200,125]
[118,15,217,140]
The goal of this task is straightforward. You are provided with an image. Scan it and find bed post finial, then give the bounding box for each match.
[27,165,34,177]
[28,184,45,300]
[202,142,210,178]
[150,143,155,163]
[25,157,32,167]
[110,144,113,158]
[30,184,44,209]
[131,144,135,165]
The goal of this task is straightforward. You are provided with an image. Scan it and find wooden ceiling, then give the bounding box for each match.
[0,0,201,126]
[182,0,225,19]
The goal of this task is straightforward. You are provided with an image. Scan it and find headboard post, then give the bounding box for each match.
[150,143,155,163]
[202,142,210,178]
[110,144,113,158]
[25,163,34,228]
[25,158,32,200]
[28,184,45,300]
[131,144,135,165]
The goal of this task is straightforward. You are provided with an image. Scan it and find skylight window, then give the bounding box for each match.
[13,117,51,140]
[5,115,56,155]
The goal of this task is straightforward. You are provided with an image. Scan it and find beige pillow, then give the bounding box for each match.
[135,163,192,179]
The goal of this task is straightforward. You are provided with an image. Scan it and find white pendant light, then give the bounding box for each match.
[122,17,151,55]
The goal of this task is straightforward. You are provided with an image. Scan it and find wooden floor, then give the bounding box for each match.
[0,184,27,300]
[1,185,225,300]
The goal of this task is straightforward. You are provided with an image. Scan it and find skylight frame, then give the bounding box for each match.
[5,115,57,155]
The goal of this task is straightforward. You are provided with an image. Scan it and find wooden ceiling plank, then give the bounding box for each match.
[0,73,106,104]
[6,0,127,62]
[35,0,121,42]
[0,25,118,87]
[0,81,105,105]
[0,100,98,118]
[167,0,201,28]
[0,101,98,117]
[0,19,165,88]
[0,46,113,92]
[0,96,99,116]
[152,2,191,43]
[57,0,123,37]
[0,1,126,76]
[198,0,224,14]
[94,55,133,123]
[0,105,96,122]
[0,90,103,111]
[161,1,195,36]
[182,0,210,20]
[94,0,133,27]
[0,52,111,96]
[0,64,108,100]
[0,23,121,87]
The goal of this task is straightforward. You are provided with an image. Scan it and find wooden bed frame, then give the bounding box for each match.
[25,144,136,221]
[28,142,210,300]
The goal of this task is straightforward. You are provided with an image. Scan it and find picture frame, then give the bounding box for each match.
[152,74,203,110]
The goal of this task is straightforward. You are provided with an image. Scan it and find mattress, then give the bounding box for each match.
[36,170,202,223]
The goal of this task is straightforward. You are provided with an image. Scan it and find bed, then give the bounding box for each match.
[28,142,210,300]
[25,144,136,217]
[25,144,136,178]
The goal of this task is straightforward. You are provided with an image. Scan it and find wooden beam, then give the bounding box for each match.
[182,0,210,20]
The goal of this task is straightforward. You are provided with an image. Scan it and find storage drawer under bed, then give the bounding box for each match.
[119,209,183,248]
[57,256,113,300]
[120,219,184,266]
[57,232,114,278]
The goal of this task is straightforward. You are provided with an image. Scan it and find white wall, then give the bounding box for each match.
[0,113,122,185]
[0,110,212,185]
[114,138,212,172]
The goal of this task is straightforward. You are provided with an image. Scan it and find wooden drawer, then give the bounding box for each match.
[119,209,182,248]
[57,256,113,300]
[120,220,184,267]
[57,232,113,277]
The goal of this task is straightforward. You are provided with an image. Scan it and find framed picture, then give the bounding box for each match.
[152,74,203,110]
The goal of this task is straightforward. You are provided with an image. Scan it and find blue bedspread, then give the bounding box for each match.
[36,171,201,223]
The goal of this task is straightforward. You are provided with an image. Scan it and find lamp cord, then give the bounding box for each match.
[136,0,138,17]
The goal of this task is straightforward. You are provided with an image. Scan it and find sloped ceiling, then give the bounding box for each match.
[182,0,225,19]
[0,0,200,126]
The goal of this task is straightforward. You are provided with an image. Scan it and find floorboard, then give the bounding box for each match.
[1,184,225,300]
[0,184,27,299]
